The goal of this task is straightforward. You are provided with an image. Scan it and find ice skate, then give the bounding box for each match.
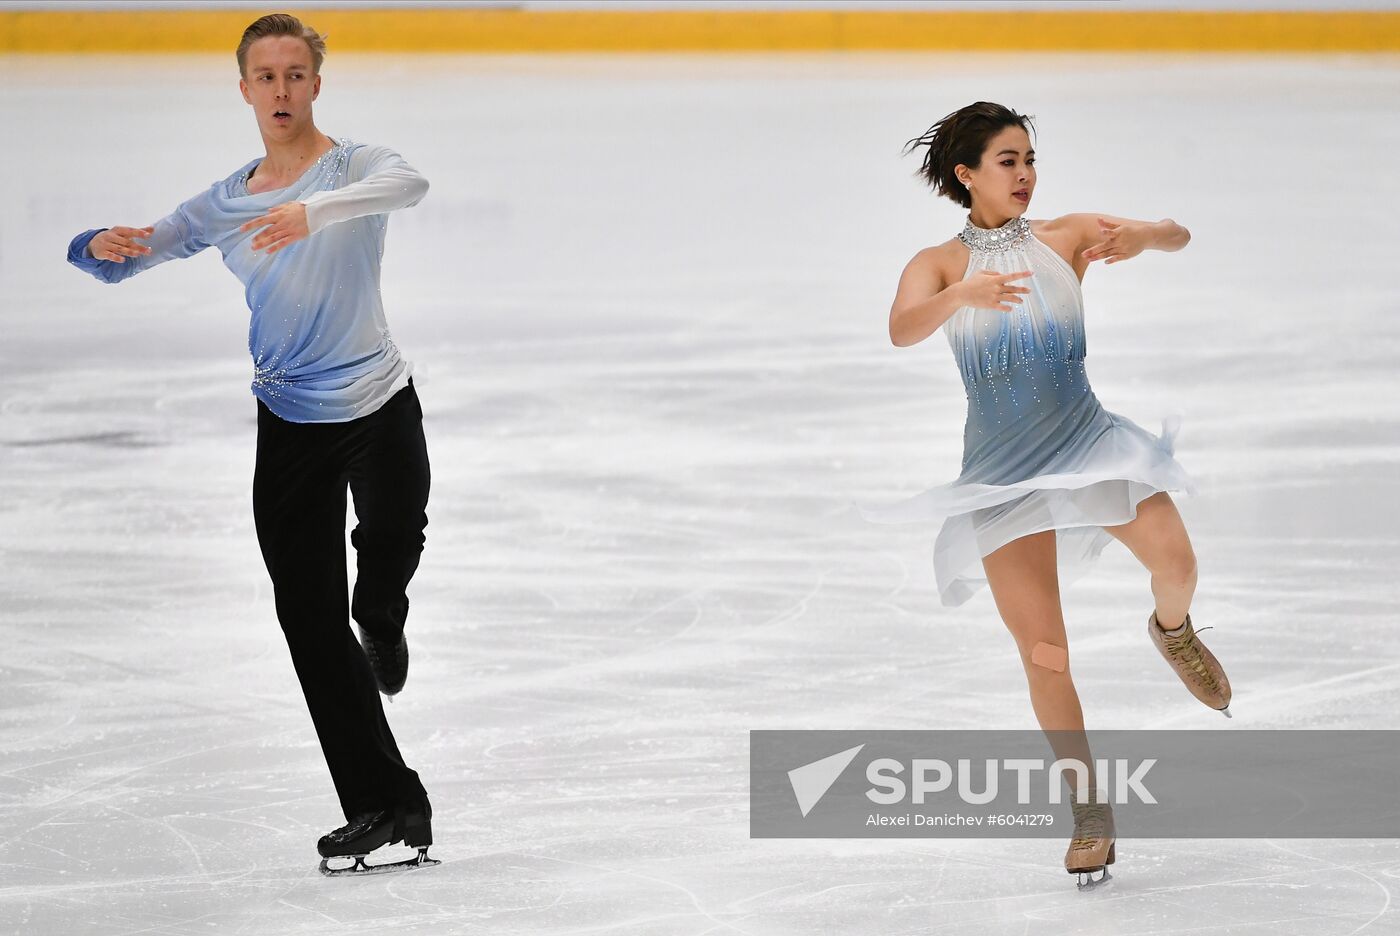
[1064,790,1115,890]
[317,804,438,876]
[359,625,409,696]
[1148,612,1232,717]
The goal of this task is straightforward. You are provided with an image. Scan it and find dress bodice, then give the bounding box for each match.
[945,215,1086,390]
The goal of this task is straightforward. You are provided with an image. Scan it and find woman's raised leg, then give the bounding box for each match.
[1105,492,1231,714]
[1103,491,1196,630]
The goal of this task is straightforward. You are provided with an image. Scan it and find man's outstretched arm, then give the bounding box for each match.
[67,194,210,285]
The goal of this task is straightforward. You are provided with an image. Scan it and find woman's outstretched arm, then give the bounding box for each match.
[1065,214,1190,265]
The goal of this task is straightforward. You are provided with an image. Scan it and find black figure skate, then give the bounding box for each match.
[359,625,409,696]
[317,803,437,876]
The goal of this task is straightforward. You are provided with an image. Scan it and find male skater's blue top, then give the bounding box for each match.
[66,138,427,423]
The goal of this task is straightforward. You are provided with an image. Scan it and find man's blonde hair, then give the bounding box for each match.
[236,13,327,78]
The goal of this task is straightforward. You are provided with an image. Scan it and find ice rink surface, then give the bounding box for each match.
[2,50,1400,934]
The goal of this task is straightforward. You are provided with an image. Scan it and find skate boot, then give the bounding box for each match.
[1148,612,1232,717]
[359,625,409,696]
[318,802,437,876]
[1065,789,1115,890]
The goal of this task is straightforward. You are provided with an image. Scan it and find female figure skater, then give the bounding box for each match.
[66,14,436,875]
[885,102,1231,886]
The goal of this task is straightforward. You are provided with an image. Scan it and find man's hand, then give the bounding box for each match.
[241,201,310,255]
[89,226,154,263]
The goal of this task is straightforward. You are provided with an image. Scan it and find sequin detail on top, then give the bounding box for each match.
[316,139,353,191]
[238,138,352,195]
[957,215,1031,255]
[252,360,293,401]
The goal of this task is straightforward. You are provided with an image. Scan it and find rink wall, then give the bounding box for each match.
[2,1,1398,53]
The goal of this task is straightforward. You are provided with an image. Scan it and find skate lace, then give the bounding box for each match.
[1164,623,1220,692]
[1070,801,1111,852]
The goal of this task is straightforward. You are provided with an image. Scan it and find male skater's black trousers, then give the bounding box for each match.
[252,379,430,821]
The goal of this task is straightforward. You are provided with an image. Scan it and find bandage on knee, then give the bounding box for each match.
[1030,641,1068,673]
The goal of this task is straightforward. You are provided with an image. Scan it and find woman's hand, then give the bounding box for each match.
[88,225,154,263]
[241,201,310,255]
[960,269,1034,312]
[1082,217,1150,265]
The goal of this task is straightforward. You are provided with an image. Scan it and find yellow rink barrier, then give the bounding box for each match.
[2,8,1398,54]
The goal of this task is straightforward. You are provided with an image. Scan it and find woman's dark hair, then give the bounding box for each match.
[904,102,1036,209]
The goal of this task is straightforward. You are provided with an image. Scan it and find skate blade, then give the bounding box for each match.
[319,846,440,877]
[1073,866,1112,891]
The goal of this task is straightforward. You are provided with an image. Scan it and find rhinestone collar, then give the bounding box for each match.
[957,215,1031,254]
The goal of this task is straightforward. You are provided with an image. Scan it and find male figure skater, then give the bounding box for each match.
[66,13,435,875]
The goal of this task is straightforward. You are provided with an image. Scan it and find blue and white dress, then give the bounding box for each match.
[878,215,1193,606]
